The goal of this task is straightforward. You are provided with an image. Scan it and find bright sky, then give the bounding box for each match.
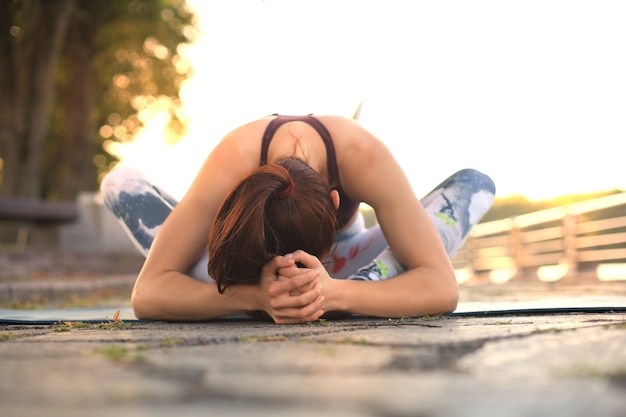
[112,0,626,202]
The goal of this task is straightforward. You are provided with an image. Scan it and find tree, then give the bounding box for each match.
[0,0,196,200]
[0,0,76,199]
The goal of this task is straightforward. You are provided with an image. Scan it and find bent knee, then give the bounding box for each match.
[100,167,150,209]
[100,166,145,195]
[454,168,496,194]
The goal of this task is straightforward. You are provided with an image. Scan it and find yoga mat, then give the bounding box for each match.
[1,297,624,324]
[0,307,139,324]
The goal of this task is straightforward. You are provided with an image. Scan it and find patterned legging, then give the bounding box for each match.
[101,167,495,282]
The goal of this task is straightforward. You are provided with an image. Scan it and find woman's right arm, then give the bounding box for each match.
[131,202,326,322]
[130,130,257,320]
[130,127,325,322]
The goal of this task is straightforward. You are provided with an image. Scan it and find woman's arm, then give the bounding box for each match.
[284,249,457,319]
[322,119,458,317]
[132,250,324,322]
[130,192,265,320]
[130,121,327,322]
[129,131,249,320]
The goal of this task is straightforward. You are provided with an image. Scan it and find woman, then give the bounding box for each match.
[101,114,495,323]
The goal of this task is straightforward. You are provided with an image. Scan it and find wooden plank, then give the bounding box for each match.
[472,235,510,249]
[520,226,564,243]
[576,232,626,249]
[570,192,626,215]
[521,239,564,255]
[577,248,626,262]
[518,252,563,267]
[471,218,513,237]
[472,256,515,271]
[577,216,626,234]
[513,206,566,228]
[475,246,511,258]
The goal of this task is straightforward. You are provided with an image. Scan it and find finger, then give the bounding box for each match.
[276,263,307,279]
[290,278,317,294]
[270,283,322,310]
[261,255,296,281]
[271,296,325,324]
[269,254,296,270]
[289,250,323,269]
[274,309,325,325]
[267,269,319,297]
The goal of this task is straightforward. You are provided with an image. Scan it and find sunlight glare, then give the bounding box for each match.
[112,0,626,201]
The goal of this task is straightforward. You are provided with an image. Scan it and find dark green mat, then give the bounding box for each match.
[1,298,624,324]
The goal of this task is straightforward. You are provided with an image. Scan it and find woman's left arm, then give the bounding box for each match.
[320,121,458,317]
[282,246,457,318]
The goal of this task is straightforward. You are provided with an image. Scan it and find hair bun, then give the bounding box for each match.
[277,178,295,198]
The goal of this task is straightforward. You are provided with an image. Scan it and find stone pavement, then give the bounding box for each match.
[1,250,625,417]
[1,308,625,416]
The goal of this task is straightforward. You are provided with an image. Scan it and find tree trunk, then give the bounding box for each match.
[0,1,20,197]
[0,0,76,199]
[52,0,99,200]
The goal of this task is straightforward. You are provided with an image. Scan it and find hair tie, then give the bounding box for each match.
[277,178,295,198]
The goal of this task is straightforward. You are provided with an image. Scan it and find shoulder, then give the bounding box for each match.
[314,115,365,137]
[315,115,387,155]
[316,117,411,209]
[183,117,273,205]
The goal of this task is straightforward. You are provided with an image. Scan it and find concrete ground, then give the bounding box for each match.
[1,251,625,417]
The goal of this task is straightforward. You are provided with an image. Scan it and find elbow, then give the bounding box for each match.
[435,270,459,314]
[131,284,154,320]
[442,273,459,313]
[441,284,459,313]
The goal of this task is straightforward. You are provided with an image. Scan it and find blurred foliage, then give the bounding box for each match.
[56,0,197,188]
[91,0,195,142]
[1,0,197,199]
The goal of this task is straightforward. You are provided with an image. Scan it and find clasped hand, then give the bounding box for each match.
[258,250,330,324]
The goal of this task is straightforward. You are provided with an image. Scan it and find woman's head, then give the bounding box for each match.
[208,157,338,293]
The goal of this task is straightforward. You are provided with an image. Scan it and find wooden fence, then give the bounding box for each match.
[452,192,626,284]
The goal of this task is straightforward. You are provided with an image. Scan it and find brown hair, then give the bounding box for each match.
[208,157,338,293]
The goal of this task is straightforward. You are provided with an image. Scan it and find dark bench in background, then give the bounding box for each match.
[0,199,79,249]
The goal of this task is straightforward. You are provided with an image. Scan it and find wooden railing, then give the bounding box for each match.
[452,192,626,284]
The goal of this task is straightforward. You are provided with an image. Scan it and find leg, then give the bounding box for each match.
[100,166,213,282]
[347,169,495,281]
[100,167,177,256]
[323,213,389,279]
[324,212,404,281]
[421,168,496,258]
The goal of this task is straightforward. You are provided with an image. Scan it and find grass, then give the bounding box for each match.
[94,345,145,363]
[0,332,16,341]
[603,322,626,330]
[303,318,333,327]
[239,335,289,343]
[335,337,371,345]
[556,364,626,379]
[159,337,185,348]
[51,309,132,331]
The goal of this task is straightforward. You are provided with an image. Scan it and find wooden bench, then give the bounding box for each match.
[0,199,79,248]
[0,199,79,223]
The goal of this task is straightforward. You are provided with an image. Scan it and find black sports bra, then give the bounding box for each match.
[260,115,359,228]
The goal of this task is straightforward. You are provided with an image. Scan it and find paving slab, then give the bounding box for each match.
[1,313,625,417]
[1,254,625,417]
